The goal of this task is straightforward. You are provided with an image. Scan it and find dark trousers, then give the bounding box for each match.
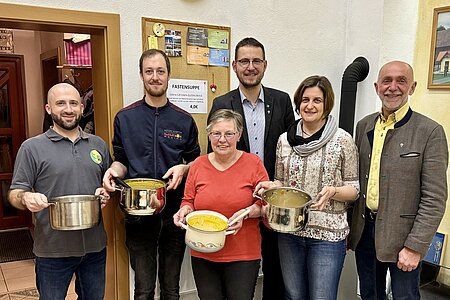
[125,215,186,300]
[191,256,261,300]
[355,218,421,300]
[260,223,285,300]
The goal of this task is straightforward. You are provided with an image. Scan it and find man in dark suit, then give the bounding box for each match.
[348,61,448,299]
[208,37,295,300]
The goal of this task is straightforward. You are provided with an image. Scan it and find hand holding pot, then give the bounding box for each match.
[95,187,110,208]
[163,164,189,190]
[227,208,250,235]
[102,162,128,192]
[311,186,336,210]
[173,205,193,227]
[253,180,283,197]
[21,191,49,212]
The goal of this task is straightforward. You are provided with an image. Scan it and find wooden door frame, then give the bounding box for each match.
[0,3,126,299]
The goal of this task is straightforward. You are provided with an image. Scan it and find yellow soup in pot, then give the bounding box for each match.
[126,180,165,189]
[188,214,228,231]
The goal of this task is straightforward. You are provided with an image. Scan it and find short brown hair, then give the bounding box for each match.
[293,75,334,119]
[235,37,265,60]
[139,49,171,75]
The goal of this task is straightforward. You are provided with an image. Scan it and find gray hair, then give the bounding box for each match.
[207,109,244,133]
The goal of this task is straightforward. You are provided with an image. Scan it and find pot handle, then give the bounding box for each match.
[112,176,131,189]
[114,186,125,193]
[180,222,188,230]
[225,229,236,235]
[227,208,251,227]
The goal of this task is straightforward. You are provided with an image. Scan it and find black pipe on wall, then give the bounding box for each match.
[338,57,370,136]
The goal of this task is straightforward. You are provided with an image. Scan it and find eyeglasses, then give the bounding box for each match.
[236,59,265,68]
[209,131,237,141]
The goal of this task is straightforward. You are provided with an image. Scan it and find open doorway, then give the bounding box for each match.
[0,3,126,299]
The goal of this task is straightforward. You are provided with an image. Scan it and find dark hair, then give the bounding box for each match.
[235,37,265,60]
[293,75,334,119]
[207,109,244,133]
[139,49,171,75]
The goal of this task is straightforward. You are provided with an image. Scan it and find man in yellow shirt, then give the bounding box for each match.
[349,61,448,299]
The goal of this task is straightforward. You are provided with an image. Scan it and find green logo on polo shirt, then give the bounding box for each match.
[90,150,102,164]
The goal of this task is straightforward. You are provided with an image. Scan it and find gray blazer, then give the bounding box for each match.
[348,108,448,261]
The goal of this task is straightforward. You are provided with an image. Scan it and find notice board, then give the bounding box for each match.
[142,18,231,154]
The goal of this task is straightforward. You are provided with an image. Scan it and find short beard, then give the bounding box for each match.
[145,82,168,98]
[51,113,81,130]
[241,81,261,88]
[237,73,263,89]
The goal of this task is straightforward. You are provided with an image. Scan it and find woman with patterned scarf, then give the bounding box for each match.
[255,75,359,300]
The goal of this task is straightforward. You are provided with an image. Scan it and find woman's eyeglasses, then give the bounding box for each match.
[209,131,237,141]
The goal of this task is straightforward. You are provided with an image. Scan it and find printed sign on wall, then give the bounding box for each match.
[0,29,14,53]
[167,79,208,114]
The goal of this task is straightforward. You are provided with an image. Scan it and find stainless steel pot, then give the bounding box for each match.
[180,209,250,253]
[48,195,101,230]
[116,178,166,215]
[259,187,314,232]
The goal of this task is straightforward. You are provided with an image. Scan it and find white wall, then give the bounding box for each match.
[1,0,349,106]
[12,29,43,137]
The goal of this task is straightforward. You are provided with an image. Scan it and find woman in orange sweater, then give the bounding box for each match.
[174,109,268,300]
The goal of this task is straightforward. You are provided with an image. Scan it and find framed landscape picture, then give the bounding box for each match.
[428,6,450,88]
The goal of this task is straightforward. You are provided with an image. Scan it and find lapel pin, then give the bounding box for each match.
[400,143,404,147]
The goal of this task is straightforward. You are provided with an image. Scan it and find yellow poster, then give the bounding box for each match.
[147,35,159,50]
[187,46,209,65]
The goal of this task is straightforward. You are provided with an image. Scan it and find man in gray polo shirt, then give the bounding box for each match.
[8,83,111,300]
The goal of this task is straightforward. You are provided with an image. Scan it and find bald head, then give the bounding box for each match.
[47,83,81,104]
[378,61,414,82]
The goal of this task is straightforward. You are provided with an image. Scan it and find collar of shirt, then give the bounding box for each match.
[46,127,87,142]
[239,87,265,107]
[378,101,409,125]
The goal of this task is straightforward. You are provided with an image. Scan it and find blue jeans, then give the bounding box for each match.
[125,215,186,300]
[278,233,346,300]
[191,257,261,300]
[35,247,106,300]
[355,219,421,300]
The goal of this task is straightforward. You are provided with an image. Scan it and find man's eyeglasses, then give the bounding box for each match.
[209,131,237,140]
[236,59,265,68]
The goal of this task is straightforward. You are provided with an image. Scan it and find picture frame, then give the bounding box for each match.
[428,6,450,88]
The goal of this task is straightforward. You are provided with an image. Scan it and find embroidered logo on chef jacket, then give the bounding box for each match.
[163,129,183,140]
[90,149,103,164]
